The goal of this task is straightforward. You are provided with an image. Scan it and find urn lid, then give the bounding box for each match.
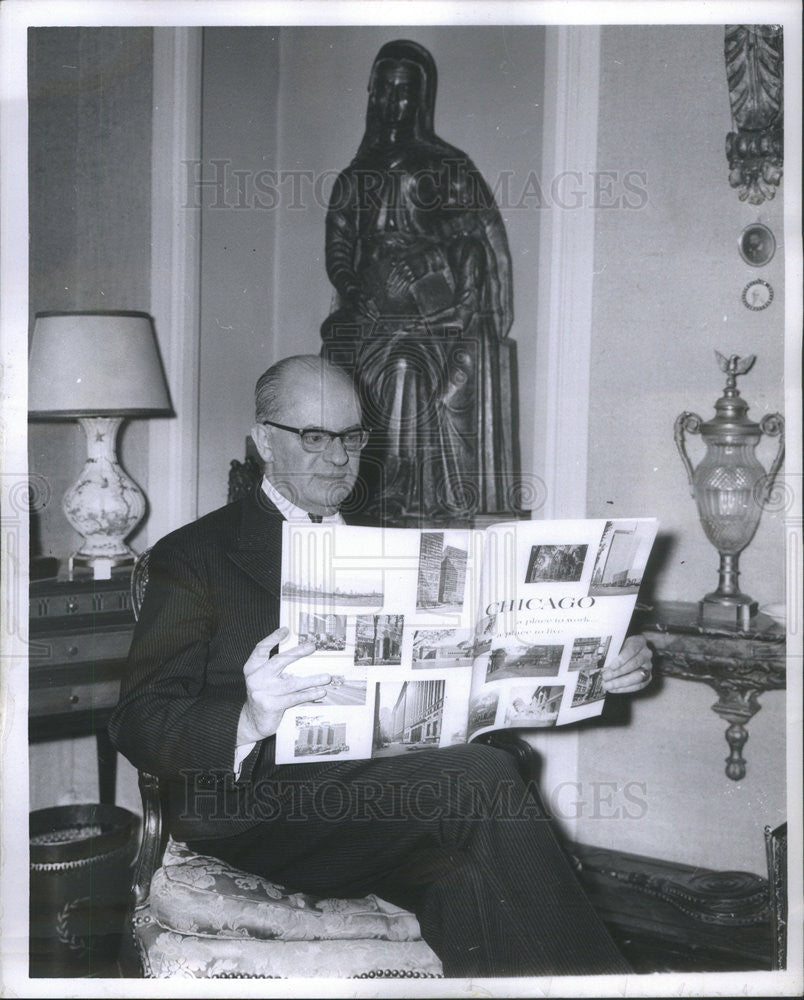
[700,352,761,439]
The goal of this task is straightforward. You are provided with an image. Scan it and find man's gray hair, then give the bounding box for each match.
[255,355,352,422]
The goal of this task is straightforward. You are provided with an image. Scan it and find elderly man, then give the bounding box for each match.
[110,354,652,978]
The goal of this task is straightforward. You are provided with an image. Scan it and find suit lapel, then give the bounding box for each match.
[227,486,285,594]
[227,484,363,594]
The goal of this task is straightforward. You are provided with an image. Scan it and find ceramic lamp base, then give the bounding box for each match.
[62,417,146,580]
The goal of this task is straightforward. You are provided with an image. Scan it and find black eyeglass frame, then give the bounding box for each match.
[260,419,371,453]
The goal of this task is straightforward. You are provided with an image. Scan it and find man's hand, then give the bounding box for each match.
[236,628,330,746]
[601,635,653,694]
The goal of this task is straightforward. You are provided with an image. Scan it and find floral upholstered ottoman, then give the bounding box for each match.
[133,839,443,979]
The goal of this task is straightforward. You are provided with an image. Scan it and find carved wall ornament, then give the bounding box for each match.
[724,25,783,205]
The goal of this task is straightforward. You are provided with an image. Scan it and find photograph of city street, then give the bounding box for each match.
[525,544,588,583]
[293,716,350,758]
[415,530,469,611]
[568,635,612,671]
[467,689,499,736]
[571,667,606,708]
[315,674,367,707]
[504,685,564,726]
[485,642,564,682]
[298,611,347,651]
[354,614,404,666]
[372,680,446,756]
[589,520,654,596]
[412,628,474,669]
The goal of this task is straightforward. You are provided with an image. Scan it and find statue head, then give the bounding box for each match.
[364,40,437,144]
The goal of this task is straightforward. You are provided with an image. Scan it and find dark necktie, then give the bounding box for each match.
[308,513,323,523]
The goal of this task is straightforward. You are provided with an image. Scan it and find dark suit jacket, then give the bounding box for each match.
[109,486,292,840]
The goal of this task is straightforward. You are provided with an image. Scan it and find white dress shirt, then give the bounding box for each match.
[234,476,344,774]
[260,475,344,524]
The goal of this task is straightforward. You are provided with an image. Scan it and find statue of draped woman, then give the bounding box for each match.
[321,40,522,525]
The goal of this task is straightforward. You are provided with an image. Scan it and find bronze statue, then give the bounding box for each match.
[321,40,521,525]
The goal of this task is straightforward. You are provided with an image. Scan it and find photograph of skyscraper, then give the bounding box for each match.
[589,520,654,596]
[415,530,469,611]
[372,680,446,756]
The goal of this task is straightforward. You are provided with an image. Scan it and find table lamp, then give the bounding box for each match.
[29,312,172,578]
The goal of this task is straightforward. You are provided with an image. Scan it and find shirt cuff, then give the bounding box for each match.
[234,741,257,778]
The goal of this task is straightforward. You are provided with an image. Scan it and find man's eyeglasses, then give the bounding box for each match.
[261,420,370,453]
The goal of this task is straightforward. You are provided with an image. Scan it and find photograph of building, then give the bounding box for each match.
[571,667,606,708]
[298,611,347,651]
[373,680,446,756]
[569,635,612,671]
[354,614,404,665]
[415,531,469,610]
[412,628,474,669]
[294,718,349,757]
[589,520,654,596]
[525,544,588,584]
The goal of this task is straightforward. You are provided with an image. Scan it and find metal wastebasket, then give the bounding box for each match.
[30,803,138,977]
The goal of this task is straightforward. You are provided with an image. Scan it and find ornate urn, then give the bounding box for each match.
[675,352,784,626]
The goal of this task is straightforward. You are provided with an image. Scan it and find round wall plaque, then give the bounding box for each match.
[741,278,774,311]
[738,223,776,267]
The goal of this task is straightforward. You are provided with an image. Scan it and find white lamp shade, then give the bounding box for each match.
[29,312,173,417]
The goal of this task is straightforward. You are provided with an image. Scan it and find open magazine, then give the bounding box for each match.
[274,517,658,764]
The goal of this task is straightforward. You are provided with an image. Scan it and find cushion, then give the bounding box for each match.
[134,909,443,978]
[149,839,425,943]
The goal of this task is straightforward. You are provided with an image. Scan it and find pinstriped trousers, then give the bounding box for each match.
[189,742,630,978]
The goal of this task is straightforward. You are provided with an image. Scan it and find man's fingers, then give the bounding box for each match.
[243,628,288,676]
[243,631,316,678]
[603,636,650,680]
[282,672,332,693]
[250,672,331,701]
[278,687,330,710]
[603,674,649,694]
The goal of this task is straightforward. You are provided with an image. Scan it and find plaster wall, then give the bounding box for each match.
[27,27,153,817]
[577,25,787,875]
[197,28,281,516]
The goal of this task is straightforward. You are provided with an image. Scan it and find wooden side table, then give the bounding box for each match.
[29,572,135,804]
[636,601,786,780]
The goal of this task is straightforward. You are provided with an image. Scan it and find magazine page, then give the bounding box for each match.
[466,517,658,742]
[274,523,486,764]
